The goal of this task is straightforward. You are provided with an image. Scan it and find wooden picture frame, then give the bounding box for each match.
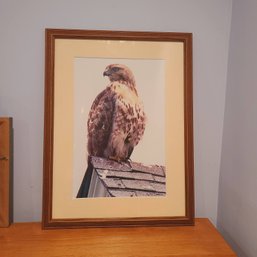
[0,117,12,227]
[42,28,194,229]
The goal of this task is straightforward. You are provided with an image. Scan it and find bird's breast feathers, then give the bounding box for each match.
[109,81,145,139]
[109,81,141,107]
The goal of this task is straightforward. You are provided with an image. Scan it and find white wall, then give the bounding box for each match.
[0,0,232,223]
[217,0,257,256]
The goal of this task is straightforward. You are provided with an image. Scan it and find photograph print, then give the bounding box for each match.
[74,58,166,199]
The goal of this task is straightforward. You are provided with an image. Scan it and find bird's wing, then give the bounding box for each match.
[87,87,116,157]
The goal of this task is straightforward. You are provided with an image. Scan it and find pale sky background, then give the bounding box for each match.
[73,58,165,196]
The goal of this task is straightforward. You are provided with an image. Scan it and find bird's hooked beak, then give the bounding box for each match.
[103,69,110,77]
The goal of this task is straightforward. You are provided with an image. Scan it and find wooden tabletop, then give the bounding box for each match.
[0,218,236,257]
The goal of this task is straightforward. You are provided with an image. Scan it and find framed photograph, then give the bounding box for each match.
[42,28,194,229]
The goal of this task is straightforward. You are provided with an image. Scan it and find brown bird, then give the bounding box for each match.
[77,64,146,198]
[87,64,146,162]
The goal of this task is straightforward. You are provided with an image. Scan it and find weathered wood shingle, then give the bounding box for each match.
[87,157,166,198]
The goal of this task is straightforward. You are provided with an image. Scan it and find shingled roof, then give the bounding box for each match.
[87,156,166,198]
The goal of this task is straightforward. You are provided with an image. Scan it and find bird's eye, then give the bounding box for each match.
[112,67,120,72]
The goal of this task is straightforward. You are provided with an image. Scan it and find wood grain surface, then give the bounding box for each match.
[0,117,12,227]
[0,218,236,257]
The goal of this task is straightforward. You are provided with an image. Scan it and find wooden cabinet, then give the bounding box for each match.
[0,218,236,257]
